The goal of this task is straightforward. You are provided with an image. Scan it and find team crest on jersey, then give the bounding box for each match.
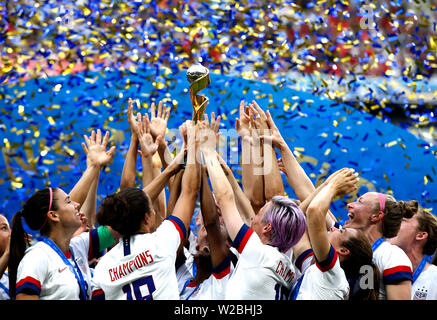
[413,287,428,300]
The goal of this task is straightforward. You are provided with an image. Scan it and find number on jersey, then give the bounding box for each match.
[122,276,156,300]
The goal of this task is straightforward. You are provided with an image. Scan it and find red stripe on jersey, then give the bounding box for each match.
[186,281,198,288]
[16,276,41,290]
[92,289,104,297]
[383,265,413,276]
[315,247,338,272]
[213,265,230,279]
[238,228,253,254]
[169,219,184,242]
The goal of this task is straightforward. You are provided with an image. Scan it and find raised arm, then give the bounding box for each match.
[136,112,167,225]
[148,100,173,169]
[200,116,243,240]
[291,168,344,260]
[251,100,285,200]
[120,98,140,189]
[70,129,116,206]
[200,166,229,268]
[170,121,201,233]
[79,170,100,229]
[236,100,265,213]
[261,110,338,228]
[261,110,314,200]
[143,146,185,203]
[217,154,255,226]
[306,168,358,262]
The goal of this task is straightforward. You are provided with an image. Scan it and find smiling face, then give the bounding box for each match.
[344,192,379,230]
[51,189,82,232]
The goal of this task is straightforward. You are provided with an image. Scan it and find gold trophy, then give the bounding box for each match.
[187,64,210,123]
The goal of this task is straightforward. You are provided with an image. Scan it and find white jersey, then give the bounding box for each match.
[372,239,413,300]
[16,230,100,300]
[412,264,437,300]
[91,216,185,300]
[181,255,233,300]
[0,271,9,300]
[225,224,296,300]
[296,245,350,300]
[176,247,196,295]
[294,248,314,275]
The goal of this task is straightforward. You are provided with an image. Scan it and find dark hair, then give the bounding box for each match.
[96,188,152,236]
[380,198,418,238]
[415,208,437,256]
[8,188,59,299]
[341,230,381,300]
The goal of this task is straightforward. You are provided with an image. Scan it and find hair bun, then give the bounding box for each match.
[398,200,418,218]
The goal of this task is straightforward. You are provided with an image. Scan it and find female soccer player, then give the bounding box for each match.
[260,107,412,300]
[389,205,437,300]
[201,127,307,300]
[8,129,117,300]
[91,122,200,300]
[291,169,380,300]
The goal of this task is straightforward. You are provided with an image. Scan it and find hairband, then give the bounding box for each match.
[378,193,386,235]
[39,187,53,231]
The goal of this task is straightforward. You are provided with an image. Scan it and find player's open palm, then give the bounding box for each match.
[82,129,116,167]
[236,100,251,138]
[138,114,162,158]
[149,100,170,140]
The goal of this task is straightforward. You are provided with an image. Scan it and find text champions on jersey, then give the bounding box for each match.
[109,249,154,282]
[275,261,295,283]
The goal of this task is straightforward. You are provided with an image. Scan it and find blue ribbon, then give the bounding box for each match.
[41,237,87,300]
[289,275,304,300]
[371,237,385,252]
[412,257,428,284]
[0,281,9,298]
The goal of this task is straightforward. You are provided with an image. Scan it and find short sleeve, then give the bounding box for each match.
[153,216,187,256]
[380,246,413,284]
[231,224,254,254]
[16,247,48,296]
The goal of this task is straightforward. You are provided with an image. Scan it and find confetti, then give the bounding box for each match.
[1,0,437,230]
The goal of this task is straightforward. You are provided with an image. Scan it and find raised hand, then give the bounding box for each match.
[249,100,269,132]
[149,100,170,141]
[82,129,116,167]
[327,168,359,197]
[199,112,221,153]
[179,121,188,147]
[259,110,286,148]
[127,98,141,138]
[138,114,162,158]
[235,100,251,138]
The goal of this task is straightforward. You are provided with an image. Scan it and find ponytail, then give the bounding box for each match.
[8,188,58,299]
[398,200,419,219]
[8,211,30,299]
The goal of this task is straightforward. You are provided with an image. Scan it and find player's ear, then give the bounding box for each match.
[338,247,350,258]
[48,210,59,222]
[262,222,272,234]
